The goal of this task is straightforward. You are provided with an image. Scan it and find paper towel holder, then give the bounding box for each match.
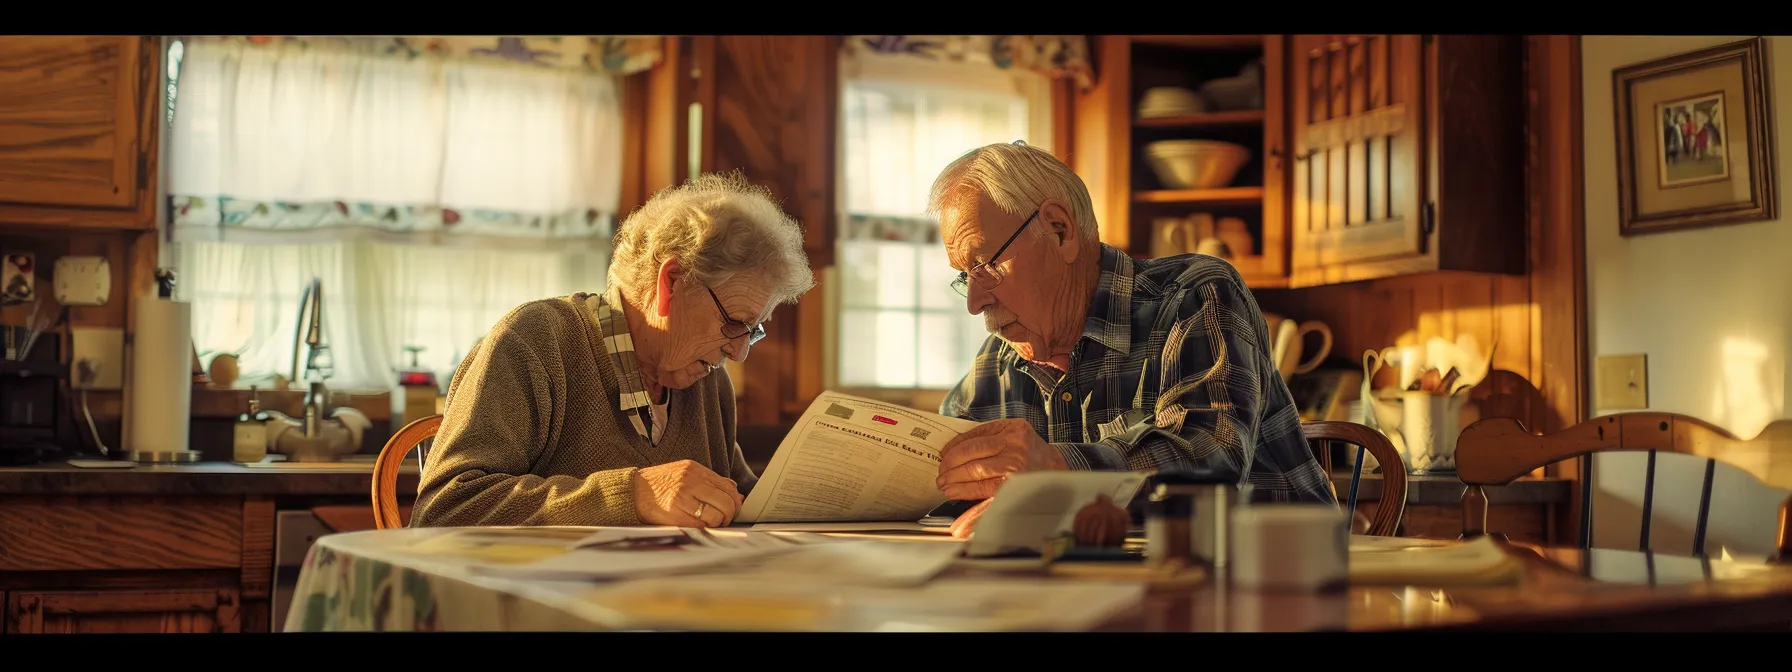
[125,268,202,465]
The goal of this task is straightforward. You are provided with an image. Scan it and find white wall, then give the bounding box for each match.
[1583,36,1792,441]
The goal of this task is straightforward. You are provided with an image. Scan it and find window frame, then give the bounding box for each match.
[824,51,1058,408]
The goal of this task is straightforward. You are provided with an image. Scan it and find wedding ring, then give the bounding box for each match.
[693,502,706,519]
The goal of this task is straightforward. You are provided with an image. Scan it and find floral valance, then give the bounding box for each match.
[190,35,665,77]
[845,35,1094,91]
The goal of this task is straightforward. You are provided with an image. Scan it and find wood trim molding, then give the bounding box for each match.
[1524,34,1589,544]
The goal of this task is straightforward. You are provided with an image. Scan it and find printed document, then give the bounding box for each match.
[735,391,980,525]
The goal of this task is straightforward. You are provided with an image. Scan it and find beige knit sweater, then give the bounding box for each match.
[410,295,756,527]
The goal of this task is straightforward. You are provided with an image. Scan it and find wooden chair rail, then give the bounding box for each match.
[1455,413,1792,560]
[371,414,442,530]
[1302,420,1407,537]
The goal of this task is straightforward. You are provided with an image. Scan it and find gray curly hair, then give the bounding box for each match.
[607,171,815,309]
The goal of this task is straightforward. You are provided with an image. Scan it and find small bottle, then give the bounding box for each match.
[1144,483,1193,567]
[233,387,267,464]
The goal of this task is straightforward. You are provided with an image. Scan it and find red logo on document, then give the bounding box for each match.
[871,415,898,425]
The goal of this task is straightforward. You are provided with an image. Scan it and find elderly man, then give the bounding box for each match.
[413,171,815,528]
[930,142,1336,537]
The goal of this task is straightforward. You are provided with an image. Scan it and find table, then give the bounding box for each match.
[285,527,1792,632]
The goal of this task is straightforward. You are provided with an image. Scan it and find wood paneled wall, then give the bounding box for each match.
[1257,35,1588,540]
[685,36,839,427]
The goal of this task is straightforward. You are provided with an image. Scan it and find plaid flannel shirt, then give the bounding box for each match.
[940,244,1337,504]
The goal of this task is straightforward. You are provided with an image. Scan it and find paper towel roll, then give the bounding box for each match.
[127,296,194,454]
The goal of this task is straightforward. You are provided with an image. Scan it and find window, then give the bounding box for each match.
[165,37,624,391]
[834,53,1054,392]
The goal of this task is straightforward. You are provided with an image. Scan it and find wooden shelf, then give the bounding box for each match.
[1136,110,1265,129]
[1130,35,1263,50]
[1133,187,1264,206]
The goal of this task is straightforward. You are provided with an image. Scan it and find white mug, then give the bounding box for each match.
[1230,504,1349,592]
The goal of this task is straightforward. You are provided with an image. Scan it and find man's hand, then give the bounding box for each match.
[935,419,1067,500]
[948,499,994,539]
[633,460,744,527]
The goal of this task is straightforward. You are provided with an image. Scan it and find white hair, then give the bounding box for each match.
[925,142,1100,243]
[607,171,815,306]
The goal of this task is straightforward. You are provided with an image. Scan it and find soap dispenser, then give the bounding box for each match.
[233,387,267,464]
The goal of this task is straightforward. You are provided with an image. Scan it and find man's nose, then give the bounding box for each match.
[965,279,996,316]
[722,336,752,362]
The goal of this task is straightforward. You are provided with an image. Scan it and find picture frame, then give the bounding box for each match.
[1613,37,1778,236]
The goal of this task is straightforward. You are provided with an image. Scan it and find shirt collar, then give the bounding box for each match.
[1078,244,1134,356]
[590,287,653,413]
[997,244,1134,372]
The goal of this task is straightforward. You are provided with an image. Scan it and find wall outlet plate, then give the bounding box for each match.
[54,256,111,306]
[71,327,125,390]
[1595,353,1648,411]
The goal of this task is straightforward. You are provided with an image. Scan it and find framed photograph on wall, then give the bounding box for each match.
[1613,37,1778,236]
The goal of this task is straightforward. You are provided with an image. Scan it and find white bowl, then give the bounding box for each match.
[1143,140,1251,189]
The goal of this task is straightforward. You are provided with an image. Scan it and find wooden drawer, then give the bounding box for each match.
[0,496,243,571]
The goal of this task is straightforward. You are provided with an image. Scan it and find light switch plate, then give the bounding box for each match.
[71,327,125,390]
[54,256,111,307]
[1595,353,1648,410]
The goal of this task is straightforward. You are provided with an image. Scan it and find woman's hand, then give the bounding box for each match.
[633,460,744,527]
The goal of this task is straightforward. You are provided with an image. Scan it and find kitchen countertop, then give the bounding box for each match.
[0,459,420,496]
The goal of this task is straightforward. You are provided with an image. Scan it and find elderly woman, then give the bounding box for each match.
[411,172,815,528]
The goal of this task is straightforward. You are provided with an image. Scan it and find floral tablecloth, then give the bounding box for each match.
[285,526,1150,632]
[286,527,638,631]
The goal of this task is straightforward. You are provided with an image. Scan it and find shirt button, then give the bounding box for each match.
[1060,392,1073,402]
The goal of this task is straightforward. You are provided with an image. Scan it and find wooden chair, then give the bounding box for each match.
[1302,420,1408,537]
[371,414,443,530]
[1457,412,1792,560]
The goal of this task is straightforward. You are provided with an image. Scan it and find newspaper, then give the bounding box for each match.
[735,391,980,526]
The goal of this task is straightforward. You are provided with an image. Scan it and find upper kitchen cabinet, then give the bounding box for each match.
[1074,35,1290,289]
[0,36,161,231]
[1285,34,1525,287]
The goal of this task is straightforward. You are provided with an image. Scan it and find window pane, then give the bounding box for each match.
[838,308,879,387]
[838,240,882,309]
[962,315,993,367]
[918,244,962,311]
[874,310,918,388]
[874,241,917,309]
[919,313,962,389]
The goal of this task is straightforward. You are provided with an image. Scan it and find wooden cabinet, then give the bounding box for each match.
[0,494,271,633]
[7,589,240,633]
[0,35,161,230]
[1285,34,1526,286]
[1074,35,1527,289]
[1074,35,1290,289]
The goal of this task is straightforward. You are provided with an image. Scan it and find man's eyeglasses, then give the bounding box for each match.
[707,287,767,345]
[950,208,1040,298]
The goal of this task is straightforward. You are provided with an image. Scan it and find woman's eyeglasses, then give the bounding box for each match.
[706,287,767,345]
[949,208,1040,298]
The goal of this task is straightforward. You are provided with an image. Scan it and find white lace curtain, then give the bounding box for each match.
[166,37,621,391]
[835,52,1051,390]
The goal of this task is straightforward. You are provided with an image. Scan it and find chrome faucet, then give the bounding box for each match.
[256,277,369,462]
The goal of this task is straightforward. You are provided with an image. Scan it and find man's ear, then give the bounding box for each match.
[1040,198,1081,265]
[655,257,683,318]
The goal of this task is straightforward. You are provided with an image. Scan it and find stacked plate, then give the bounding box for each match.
[1137,87,1205,119]
[1144,140,1251,190]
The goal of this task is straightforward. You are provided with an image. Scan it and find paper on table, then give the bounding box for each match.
[577,575,1146,632]
[572,527,688,548]
[962,471,1150,558]
[735,391,980,525]
[1348,535,1525,586]
[749,521,939,533]
[693,539,967,587]
[464,544,796,581]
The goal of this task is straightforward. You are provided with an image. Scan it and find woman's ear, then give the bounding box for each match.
[655,257,683,318]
